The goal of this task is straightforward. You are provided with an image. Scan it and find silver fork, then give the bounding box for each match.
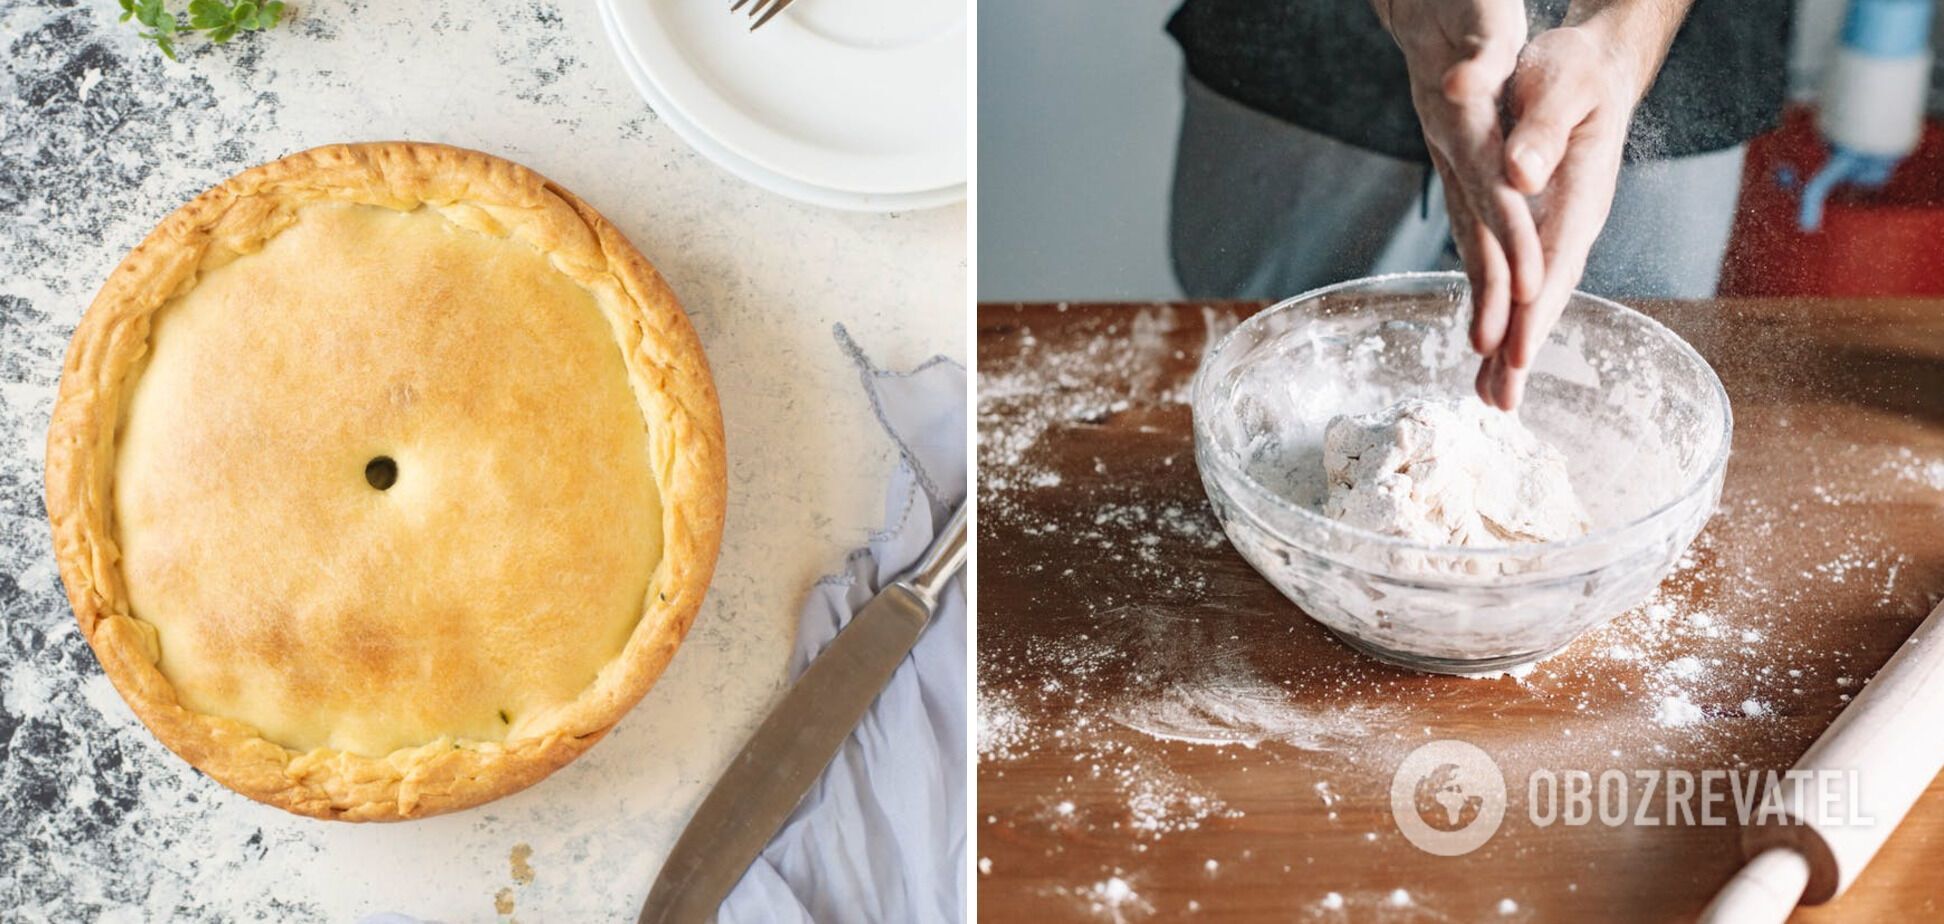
[729,0,798,31]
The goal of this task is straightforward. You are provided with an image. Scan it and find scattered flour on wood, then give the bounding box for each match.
[982,637,1242,840]
[980,309,1944,910]
[1552,457,1941,740]
[979,308,1189,507]
[1108,676,1373,750]
[977,688,1029,762]
[1066,874,1152,923]
[1884,446,1944,491]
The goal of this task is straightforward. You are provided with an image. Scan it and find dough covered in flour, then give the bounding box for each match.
[1322,398,1590,547]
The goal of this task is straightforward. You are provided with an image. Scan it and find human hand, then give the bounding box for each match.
[1476,2,1692,409]
[1376,0,1544,404]
[1476,22,1642,408]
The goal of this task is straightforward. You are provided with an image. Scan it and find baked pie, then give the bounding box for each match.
[45,143,727,821]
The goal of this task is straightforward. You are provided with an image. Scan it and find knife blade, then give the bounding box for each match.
[638,502,967,924]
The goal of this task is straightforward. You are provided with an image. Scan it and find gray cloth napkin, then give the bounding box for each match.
[717,327,967,924]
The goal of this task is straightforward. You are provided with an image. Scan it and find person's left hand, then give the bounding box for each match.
[1476,18,1656,409]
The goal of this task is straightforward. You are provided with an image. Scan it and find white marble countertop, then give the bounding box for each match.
[0,1,964,920]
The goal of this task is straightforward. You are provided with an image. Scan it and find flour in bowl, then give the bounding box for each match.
[1322,397,1590,547]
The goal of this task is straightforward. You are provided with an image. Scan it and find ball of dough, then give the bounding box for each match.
[1322,398,1589,547]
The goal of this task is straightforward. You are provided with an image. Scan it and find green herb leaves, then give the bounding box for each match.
[119,0,178,58]
[118,0,287,60]
[188,0,283,43]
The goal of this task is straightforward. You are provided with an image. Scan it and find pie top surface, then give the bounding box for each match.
[46,143,726,820]
[119,201,664,756]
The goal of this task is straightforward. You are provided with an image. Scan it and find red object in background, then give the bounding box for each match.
[1720,106,1944,297]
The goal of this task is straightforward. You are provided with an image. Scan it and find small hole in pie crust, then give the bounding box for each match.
[365,456,398,491]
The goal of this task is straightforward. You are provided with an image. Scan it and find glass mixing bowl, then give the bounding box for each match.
[1191,273,1732,673]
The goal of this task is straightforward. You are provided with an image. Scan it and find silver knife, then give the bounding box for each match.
[638,502,968,924]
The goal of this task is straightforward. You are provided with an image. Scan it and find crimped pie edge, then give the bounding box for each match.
[44,142,728,821]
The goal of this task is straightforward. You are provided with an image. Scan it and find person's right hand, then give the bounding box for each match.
[1375,0,1545,409]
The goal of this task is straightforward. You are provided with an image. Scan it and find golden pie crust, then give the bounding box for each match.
[45,143,726,821]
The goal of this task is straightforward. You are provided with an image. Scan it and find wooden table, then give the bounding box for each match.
[976,300,1944,922]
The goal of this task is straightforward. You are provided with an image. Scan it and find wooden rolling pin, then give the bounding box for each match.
[1699,599,1944,923]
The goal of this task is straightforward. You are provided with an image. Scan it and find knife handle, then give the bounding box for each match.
[898,502,967,607]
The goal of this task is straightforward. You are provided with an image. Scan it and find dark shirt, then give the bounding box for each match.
[1167,0,1793,163]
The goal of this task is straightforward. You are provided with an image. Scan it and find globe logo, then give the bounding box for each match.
[1415,762,1486,831]
[1390,740,1506,856]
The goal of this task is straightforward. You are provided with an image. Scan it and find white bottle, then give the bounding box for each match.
[1800,0,1935,229]
[1818,0,1934,157]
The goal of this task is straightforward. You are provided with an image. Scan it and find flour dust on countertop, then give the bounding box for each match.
[975,304,1944,920]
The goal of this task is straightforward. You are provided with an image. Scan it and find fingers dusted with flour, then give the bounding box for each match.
[1472,0,1695,408]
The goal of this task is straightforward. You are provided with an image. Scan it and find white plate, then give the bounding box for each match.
[597,0,963,212]
[602,0,966,200]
